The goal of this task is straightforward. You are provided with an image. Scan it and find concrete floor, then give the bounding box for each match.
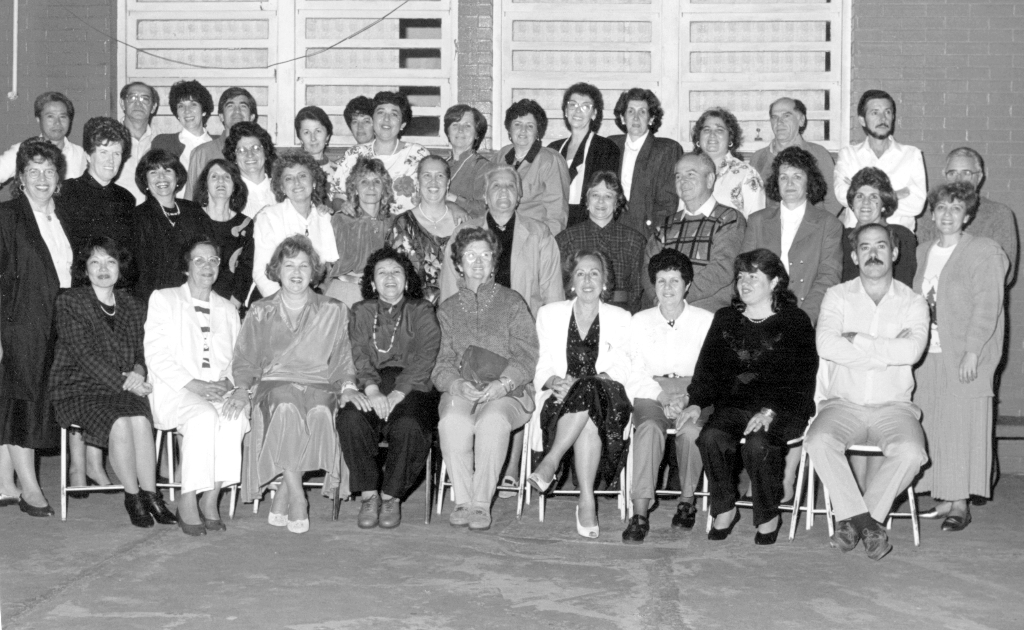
[2,456,1023,630]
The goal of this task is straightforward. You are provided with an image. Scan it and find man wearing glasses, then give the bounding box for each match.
[116,82,160,203]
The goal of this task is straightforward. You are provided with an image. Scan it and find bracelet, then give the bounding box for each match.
[499,376,514,392]
[341,381,358,393]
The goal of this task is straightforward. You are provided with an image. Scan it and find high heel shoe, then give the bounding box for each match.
[576,506,599,539]
[941,506,972,532]
[708,510,740,541]
[528,472,554,495]
[198,506,226,532]
[139,489,178,525]
[176,509,207,536]
[754,517,783,545]
[124,491,155,528]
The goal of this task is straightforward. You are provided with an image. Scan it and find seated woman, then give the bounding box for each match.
[193,159,254,309]
[679,249,817,545]
[433,227,539,531]
[232,235,355,534]
[527,250,632,538]
[622,250,715,544]
[840,167,917,285]
[145,236,247,536]
[336,248,441,530]
[49,237,177,528]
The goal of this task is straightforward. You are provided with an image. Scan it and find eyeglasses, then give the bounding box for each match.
[125,93,153,104]
[192,256,222,268]
[944,169,980,180]
[461,251,494,262]
[566,101,594,113]
[235,145,264,156]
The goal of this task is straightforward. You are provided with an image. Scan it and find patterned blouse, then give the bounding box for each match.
[389,211,452,304]
[712,154,766,219]
[329,142,432,215]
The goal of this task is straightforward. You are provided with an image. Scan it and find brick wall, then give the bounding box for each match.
[0,0,117,154]
[457,0,494,149]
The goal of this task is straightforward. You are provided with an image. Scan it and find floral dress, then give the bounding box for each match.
[329,142,431,215]
[389,212,451,304]
[712,154,766,219]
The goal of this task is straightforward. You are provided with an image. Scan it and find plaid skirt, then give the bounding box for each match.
[53,391,153,447]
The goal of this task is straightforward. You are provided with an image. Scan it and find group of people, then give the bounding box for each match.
[0,82,1015,560]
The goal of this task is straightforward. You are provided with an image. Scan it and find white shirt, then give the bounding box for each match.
[178,129,212,174]
[242,176,276,218]
[116,124,155,204]
[834,136,926,231]
[620,132,648,201]
[625,302,714,402]
[252,199,339,297]
[682,195,716,217]
[0,138,88,185]
[922,243,955,353]
[28,202,73,288]
[779,201,807,271]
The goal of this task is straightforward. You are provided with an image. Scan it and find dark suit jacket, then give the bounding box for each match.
[741,204,843,325]
[548,133,621,227]
[608,133,683,238]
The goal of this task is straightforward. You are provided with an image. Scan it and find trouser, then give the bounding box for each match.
[805,398,928,523]
[438,394,529,509]
[177,392,249,495]
[336,389,440,499]
[630,398,707,502]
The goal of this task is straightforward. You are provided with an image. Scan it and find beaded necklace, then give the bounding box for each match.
[372,303,403,354]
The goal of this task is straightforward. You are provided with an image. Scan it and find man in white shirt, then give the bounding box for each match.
[115,82,159,204]
[806,222,929,560]
[834,90,927,231]
[0,92,89,186]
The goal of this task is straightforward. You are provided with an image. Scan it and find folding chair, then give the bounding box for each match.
[331,440,435,525]
[154,427,238,519]
[624,423,710,519]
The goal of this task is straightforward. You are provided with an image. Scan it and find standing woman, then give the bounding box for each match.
[152,80,216,173]
[295,106,336,179]
[527,250,633,538]
[0,140,74,516]
[133,149,214,301]
[548,83,621,228]
[494,99,570,236]
[443,104,491,218]
[914,182,1007,531]
[840,167,917,286]
[193,159,254,309]
[223,121,277,219]
[692,107,765,219]
[49,237,178,528]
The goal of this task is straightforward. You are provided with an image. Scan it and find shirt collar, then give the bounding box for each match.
[856,135,897,158]
[769,135,809,156]
[624,132,649,152]
[684,195,717,218]
[854,275,899,302]
[781,201,807,215]
[505,141,541,166]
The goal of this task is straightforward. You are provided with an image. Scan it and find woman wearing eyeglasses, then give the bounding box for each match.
[223,122,277,219]
[547,84,621,229]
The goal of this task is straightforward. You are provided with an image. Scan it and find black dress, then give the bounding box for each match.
[134,198,215,301]
[539,313,632,485]
[207,211,254,304]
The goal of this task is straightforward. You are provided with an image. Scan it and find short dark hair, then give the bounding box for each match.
[857,89,895,120]
[135,149,188,198]
[72,236,133,287]
[848,222,898,253]
[119,82,159,111]
[294,105,334,138]
[270,150,330,207]
[613,88,664,135]
[217,87,258,117]
[927,182,980,223]
[647,249,694,285]
[847,167,898,219]
[34,92,75,124]
[443,104,488,151]
[14,138,66,191]
[223,121,276,177]
[265,235,326,288]
[561,83,604,133]
[563,249,615,302]
[503,99,548,141]
[359,246,424,300]
[346,156,395,213]
[169,80,214,126]
[765,146,829,205]
[343,96,375,128]
[692,108,744,160]
[583,170,628,221]
[418,154,451,180]
[193,159,248,214]
[372,91,413,135]
[450,227,502,274]
[82,117,132,159]
[179,234,222,274]
[731,249,798,313]
[769,97,808,134]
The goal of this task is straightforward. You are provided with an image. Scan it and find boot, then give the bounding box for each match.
[124,491,155,528]
[140,489,178,525]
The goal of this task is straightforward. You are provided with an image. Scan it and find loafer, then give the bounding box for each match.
[358,494,381,529]
[198,506,226,533]
[861,525,892,561]
[19,496,54,518]
[449,504,471,528]
[707,510,740,541]
[468,507,491,531]
[941,507,972,532]
[754,517,783,546]
[622,515,649,544]
[379,498,402,529]
[829,519,861,553]
[671,502,697,529]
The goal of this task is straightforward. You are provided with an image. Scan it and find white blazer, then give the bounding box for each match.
[528,299,632,450]
[145,284,241,430]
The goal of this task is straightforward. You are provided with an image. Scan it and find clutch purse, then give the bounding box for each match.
[459,345,509,387]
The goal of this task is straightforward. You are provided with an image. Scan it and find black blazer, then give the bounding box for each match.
[151,132,220,161]
[548,133,621,228]
[133,197,215,301]
[608,133,684,238]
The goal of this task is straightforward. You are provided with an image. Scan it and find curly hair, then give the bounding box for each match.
[135,149,188,198]
[563,249,615,302]
[764,146,828,205]
[583,170,628,221]
[450,226,501,274]
[561,83,604,133]
[927,182,980,223]
[647,249,694,285]
[731,249,798,313]
[343,96,375,128]
[270,150,330,207]
[14,138,66,192]
[264,235,326,288]
[847,167,898,219]
[359,246,424,300]
[692,108,744,160]
[345,156,395,214]
[34,91,75,123]
[223,121,276,177]
[82,116,132,160]
[294,105,333,137]
[444,104,488,151]
[193,159,248,214]
[612,88,664,135]
[503,99,548,141]
[169,80,214,126]
[178,234,222,274]
[372,91,413,135]
[72,236,133,288]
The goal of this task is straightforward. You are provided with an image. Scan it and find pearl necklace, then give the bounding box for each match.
[99,297,116,317]
[418,204,449,229]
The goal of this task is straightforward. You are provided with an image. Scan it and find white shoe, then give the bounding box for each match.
[576,506,599,539]
[268,511,287,527]
[287,518,309,534]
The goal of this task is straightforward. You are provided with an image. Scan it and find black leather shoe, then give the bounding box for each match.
[622,515,650,544]
[861,525,892,560]
[829,519,861,553]
[941,507,972,532]
[18,496,54,517]
[754,517,783,545]
[124,491,155,528]
[671,502,697,529]
[707,511,740,541]
[140,489,178,525]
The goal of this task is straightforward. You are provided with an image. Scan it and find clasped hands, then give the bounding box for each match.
[122,370,152,397]
[341,385,406,420]
[450,378,509,407]
[187,378,249,422]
